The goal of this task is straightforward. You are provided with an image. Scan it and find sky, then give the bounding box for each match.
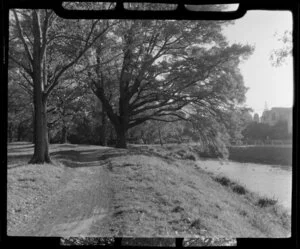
[222,10,293,117]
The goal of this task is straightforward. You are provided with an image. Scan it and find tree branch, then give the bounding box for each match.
[9,55,32,76]
[12,10,33,63]
[45,21,111,97]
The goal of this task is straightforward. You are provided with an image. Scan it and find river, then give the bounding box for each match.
[196,160,292,213]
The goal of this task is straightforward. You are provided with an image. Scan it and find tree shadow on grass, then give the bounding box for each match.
[7,145,176,169]
[7,155,33,169]
[8,144,34,153]
[51,146,175,168]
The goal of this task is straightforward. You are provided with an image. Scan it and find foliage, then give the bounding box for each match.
[9,4,254,157]
[270,30,292,67]
[242,120,291,142]
[7,73,33,142]
[87,12,254,148]
[9,8,114,163]
[257,197,278,208]
[228,146,292,166]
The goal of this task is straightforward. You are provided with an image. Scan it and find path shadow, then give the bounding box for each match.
[51,149,111,168]
[7,145,176,169]
[51,146,175,168]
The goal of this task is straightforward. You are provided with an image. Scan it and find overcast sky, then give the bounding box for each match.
[222,10,293,116]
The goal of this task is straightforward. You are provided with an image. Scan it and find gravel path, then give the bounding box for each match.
[12,150,113,237]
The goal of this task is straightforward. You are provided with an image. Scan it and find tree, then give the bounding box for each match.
[9,9,112,163]
[242,122,271,143]
[66,93,114,145]
[8,71,33,142]
[88,17,253,148]
[47,78,89,144]
[270,30,292,67]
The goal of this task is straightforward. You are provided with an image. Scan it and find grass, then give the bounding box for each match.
[257,197,278,208]
[7,160,65,234]
[104,145,290,237]
[214,176,232,187]
[7,142,291,238]
[214,176,247,195]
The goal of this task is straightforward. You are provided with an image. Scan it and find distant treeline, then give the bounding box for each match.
[228,146,292,166]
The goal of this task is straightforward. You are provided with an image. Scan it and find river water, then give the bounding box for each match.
[196,160,292,213]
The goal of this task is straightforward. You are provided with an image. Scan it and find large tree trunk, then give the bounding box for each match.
[29,10,51,164]
[29,98,51,163]
[115,125,127,148]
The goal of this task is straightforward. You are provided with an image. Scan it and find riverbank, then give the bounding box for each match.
[7,142,290,237]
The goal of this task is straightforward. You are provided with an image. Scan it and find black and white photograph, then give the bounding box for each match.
[5,1,295,245]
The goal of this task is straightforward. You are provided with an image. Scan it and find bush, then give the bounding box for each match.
[183,154,197,161]
[214,176,247,195]
[214,176,232,187]
[232,184,247,195]
[257,197,278,208]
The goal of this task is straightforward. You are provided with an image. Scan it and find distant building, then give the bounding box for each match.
[253,113,260,123]
[261,107,292,134]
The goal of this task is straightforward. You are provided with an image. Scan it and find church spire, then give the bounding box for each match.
[264,102,269,111]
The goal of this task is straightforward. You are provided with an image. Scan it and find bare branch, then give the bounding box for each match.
[12,10,33,63]
[8,54,32,76]
[19,70,33,87]
[45,21,112,97]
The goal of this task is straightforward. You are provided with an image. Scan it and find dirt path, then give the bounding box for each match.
[16,150,113,237]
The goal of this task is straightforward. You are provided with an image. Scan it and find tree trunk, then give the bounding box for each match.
[29,98,51,163]
[158,128,164,147]
[29,10,51,164]
[17,123,22,141]
[115,125,127,148]
[99,111,107,146]
[8,123,13,142]
[60,124,68,144]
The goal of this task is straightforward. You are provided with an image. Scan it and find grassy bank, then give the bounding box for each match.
[107,145,290,237]
[7,160,65,234]
[7,142,290,237]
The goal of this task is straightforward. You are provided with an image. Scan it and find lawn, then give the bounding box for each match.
[7,142,291,238]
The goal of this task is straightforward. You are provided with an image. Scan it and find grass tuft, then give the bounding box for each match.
[183,154,197,161]
[232,185,247,195]
[190,219,202,230]
[214,176,231,187]
[172,206,184,213]
[214,176,247,195]
[257,197,278,208]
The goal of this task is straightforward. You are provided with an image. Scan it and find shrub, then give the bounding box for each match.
[232,184,247,195]
[214,176,247,195]
[183,154,197,161]
[257,197,278,208]
[214,176,232,187]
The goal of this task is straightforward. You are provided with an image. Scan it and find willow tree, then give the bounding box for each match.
[9,9,112,163]
[88,16,253,148]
